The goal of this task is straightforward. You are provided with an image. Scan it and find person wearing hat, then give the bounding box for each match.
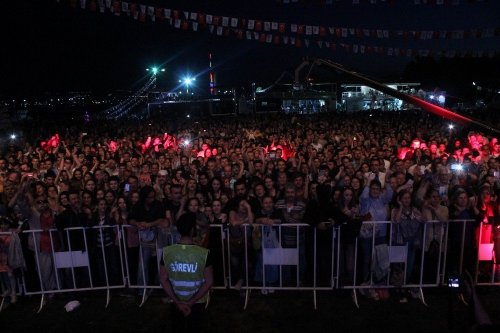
[159,212,213,333]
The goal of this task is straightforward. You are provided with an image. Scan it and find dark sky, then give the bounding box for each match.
[2,0,499,97]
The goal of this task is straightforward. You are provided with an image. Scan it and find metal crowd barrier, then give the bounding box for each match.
[1,219,498,313]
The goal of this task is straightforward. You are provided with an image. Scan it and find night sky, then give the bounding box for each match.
[2,0,499,97]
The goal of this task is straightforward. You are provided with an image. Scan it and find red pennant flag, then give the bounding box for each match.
[155,8,163,19]
[297,25,304,35]
[130,3,137,15]
[70,0,77,8]
[255,21,262,31]
[259,34,266,42]
[139,12,146,22]
[236,30,244,39]
[172,10,180,19]
[335,28,341,37]
[319,27,326,36]
[182,21,189,30]
[240,18,247,28]
[112,1,120,14]
[279,23,286,33]
[273,35,280,44]
[330,43,336,51]
[224,28,230,37]
[198,14,205,24]
[89,0,97,11]
[213,16,220,25]
[295,39,302,48]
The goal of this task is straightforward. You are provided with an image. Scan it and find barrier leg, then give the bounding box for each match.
[352,289,359,309]
[105,289,111,309]
[418,287,427,306]
[37,294,46,314]
[243,289,250,310]
[0,296,5,312]
[139,288,148,307]
[313,290,317,310]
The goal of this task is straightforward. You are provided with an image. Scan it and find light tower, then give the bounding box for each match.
[209,53,216,95]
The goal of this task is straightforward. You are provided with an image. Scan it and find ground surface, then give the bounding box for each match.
[1,287,500,333]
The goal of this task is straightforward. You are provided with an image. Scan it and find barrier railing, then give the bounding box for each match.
[1,219,498,313]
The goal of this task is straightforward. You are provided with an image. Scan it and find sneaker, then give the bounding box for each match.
[399,297,408,304]
[268,288,275,294]
[409,288,422,300]
[261,289,268,295]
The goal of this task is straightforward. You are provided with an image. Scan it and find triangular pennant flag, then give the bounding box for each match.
[291,24,298,33]
[273,35,280,44]
[190,12,197,21]
[155,8,163,19]
[121,1,128,13]
[383,30,389,38]
[164,9,171,18]
[206,15,213,24]
[306,26,313,35]
[290,36,295,45]
[217,26,223,35]
[266,34,272,43]
[319,27,326,36]
[222,17,229,27]
[329,27,335,35]
[246,31,252,40]
[259,34,266,43]
[231,18,238,27]
[209,25,215,34]
[192,22,198,31]
[283,36,289,44]
[264,22,271,31]
[105,0,111,8]
[198,14,205,24]
[183,11,189,20]
[89,0,97,11]
[349,28,355,36]
[80,0,86,9]
[360,45,365,54]
[317,40,323,48]
[139,4,146,14]
[388,48,394,56]
[174,19,181,28]
[341,28,348,38]
[248,20,255,30]
[147,6,154,17]
[304,39,309,48]
[271,22,278,30]
[325,41,330,48]
[255,21,262,31]
[353,44,359,53]
[279,23,286,33]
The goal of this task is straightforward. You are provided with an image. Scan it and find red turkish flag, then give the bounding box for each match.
[279,23,286,33]
[255,21,262,31]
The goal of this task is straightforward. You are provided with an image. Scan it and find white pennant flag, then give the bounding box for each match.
[192,22,198,31]
[290,37,295,45]
[304,39,309,48]
[283,36,289,44]
[353,0,360,4]
[266,35,272,43]
[271,22,278,30]
[349,28,355,35]
[329,27,335,35]
[151,15,155,22]
[183,11,189,20]
[206,15,213,24]
[99,3,105,12]
[341,28,348,38]
[254,32,259,40]
[139,5,146,14]
[133,10,138,19]
[291,24,297,33]
[360,45,365,53]
[190,12,197,21]
[209,25,215,34]
[264,22,271,31]
[325,41,330,48]
[436,0,444,4]
[305,26,312,35]
[353,44,359,53]
[147,6,155,17]
[231,18,238,27]
[248,20,255,30]
[317,41,323,48]
[121,2,129,13]
[105,0,111,8]
[313,26,319,35]
[388,48,394,56]
[363,29,370,37]
[414,0,421,4]
[439,30,447,39]
[217,26,223,35]
[383,30,389,38]
[222,17,229,27]
[174,19,181,29]
[80,0,86,9]
[376,30,383,38]
[246,31,252,40]
[164,9,171,18]
[406,49,412,57]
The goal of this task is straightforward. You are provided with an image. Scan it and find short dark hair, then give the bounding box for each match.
[177,212,197,237]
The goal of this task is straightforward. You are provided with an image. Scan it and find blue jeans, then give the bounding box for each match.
[137,245,158,293]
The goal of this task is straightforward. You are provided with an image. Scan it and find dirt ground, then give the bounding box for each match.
[1,286,499,333]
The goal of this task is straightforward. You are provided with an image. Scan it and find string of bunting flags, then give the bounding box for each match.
[60,0,498,58]
[277,0,489,5]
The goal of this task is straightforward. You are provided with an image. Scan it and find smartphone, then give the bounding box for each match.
[124,183,130,192]
[82,132,88,136]
[269,152,276,160]
[494,171,499,178]
[450,164,463,172]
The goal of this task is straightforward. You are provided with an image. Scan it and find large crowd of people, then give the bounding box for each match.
[1,109,500,307]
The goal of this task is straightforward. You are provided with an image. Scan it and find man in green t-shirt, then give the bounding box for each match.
[159,212,213,333]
